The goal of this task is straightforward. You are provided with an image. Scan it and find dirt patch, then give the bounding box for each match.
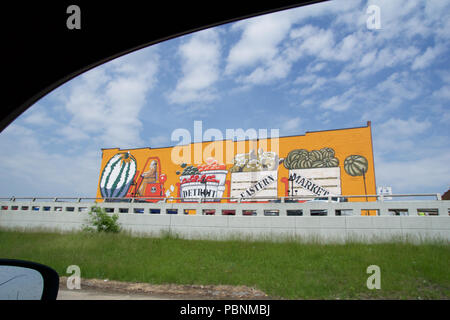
[59,277,271,300]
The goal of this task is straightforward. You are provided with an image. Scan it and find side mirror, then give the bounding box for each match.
[0,259,59,300]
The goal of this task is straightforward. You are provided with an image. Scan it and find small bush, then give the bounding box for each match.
[84,206,121,233]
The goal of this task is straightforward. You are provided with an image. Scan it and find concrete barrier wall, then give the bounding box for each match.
[1,200,450,243]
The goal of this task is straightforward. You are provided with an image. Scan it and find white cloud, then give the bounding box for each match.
[373,117,447,193]
[59,48,159,148]
[307,62,327,73]
[289,0,362,27]
[333,34,359,61]
[274,116,302,135]
[224,1,360,86]
[0,124,100,197]
[224,0,426,90]
[432,85,450,100]
[287,25,336,61]
[168,29,220,104]
[437,71,450,84]
[375,72,422,101]
[58,125,90,141]
[424,1,450,31]
[0,46,162,199]
[359,71,424,120]
[375,151,450,193]
[284,117,301,132]
[238,56,291,85]
[334,71,353,83]
[225,11,293,75]
[320,87,358,112]
[372,117,432,159]
[377,117,431,138]
[299,98,314,109]
[149,135,170,147]
[224,0,447,94]
[369,46,420,75]
[294,74,317,84]
[366,0,426,40]
[302,70,425,119]
[358,50,377,69]
[294,74,328,95]
[22,107,57,127]
[411,45,445,70]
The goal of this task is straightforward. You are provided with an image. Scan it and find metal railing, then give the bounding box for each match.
[1,194,448,216]
[0,193,443,203]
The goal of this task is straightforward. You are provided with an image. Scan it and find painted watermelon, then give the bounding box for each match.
[321,157,339,167]
[285,147,339,169]
[310,150,323,162]
[100,152,137,198]
[320,147,335,159]
[311,160,325,168]
[344,155,368,176]
[284,149,308,169]
[298,152,319,168]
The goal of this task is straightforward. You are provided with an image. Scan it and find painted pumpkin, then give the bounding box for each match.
[344,155,368,176]
[100,152,137,198]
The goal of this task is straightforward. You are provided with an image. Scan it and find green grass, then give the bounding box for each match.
[0,229,449,299]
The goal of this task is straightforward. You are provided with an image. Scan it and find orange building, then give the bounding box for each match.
[96,122,376,204]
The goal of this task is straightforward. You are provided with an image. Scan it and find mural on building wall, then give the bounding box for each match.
[99,152,167,201]
[283,147,339,169]
[128,157,167,200]
[343,155,369,176]
[100,152,137,198]
[229,148,279,172]
[343,154,370,199]
[98,144,373,202]
[229,148,280,200]
[283,147,341,197]
[176,157,228,202]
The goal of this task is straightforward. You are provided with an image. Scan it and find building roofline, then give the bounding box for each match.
[101,122,372,151]
[282,122,371,138]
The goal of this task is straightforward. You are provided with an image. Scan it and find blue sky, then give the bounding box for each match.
[1,0,449,197]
